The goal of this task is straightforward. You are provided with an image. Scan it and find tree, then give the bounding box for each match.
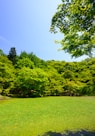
[50,0,95,57]
[8,47,17,65]
[14,67,49,97]
[47,60,66,74]
[20,51,46,68]
[63,69,74,79]
[0,56,15,95]
[15,57,34,69]
[45,69,64,96]
[19,51,28,59]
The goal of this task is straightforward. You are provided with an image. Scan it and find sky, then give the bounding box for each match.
[0,0,87,62]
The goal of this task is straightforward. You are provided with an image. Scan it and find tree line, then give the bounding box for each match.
[0,47,95,97]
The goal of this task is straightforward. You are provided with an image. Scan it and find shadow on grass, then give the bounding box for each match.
[41,130,95,136]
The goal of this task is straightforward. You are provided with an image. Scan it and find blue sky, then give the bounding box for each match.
[0,0,87,61]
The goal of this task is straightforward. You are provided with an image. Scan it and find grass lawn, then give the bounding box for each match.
[0,96,95,136]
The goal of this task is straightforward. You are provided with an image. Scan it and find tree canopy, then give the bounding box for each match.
[50,0,95,57]
[0,47,95,97]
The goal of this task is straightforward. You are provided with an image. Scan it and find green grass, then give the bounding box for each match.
[0,96,95,136]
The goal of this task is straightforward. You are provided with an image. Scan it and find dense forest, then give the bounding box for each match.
[0,47,95,97]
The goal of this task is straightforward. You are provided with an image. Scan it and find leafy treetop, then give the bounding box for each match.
[50,0,95,57]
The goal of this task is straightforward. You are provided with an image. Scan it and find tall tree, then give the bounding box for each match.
[8,47,17,65]
[50,0,95,57]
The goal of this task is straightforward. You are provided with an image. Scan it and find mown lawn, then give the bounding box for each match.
[0,96,95,136]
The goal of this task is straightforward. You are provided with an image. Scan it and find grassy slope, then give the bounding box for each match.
[0,97,95,136]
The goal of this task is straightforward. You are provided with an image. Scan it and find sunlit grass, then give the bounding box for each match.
[0,97,95,136]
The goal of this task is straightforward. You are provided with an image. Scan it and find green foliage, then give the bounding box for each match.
[0,56,15,95]
[13,67,49,97]
[1,48,95,97]
[20,51,46,68]
[19,51,29,59]
[8,47,17,65]
[15,57,34,69]
[63,80,85,96]
[47,60,66,74]
[50,0,95,57]
[0,49,5,56]
[45,69,64,96]
[63,70,74,79]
